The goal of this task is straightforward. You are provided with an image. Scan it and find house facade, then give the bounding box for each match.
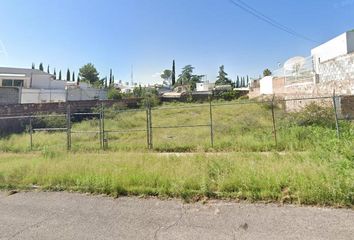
[0,67,107,104]
[250,30,354,99]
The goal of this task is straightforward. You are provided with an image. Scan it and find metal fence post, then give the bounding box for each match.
[101,103,107,150]
[29,117,33,151]
[99,103,103,149]
[271,95,278,147]
[209,97,214,148]
[66,104,71,151]
[146,106,150,149]
[149,103,153,149]
[332,90,340,139]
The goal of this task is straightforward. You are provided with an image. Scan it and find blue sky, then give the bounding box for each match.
[0,0,354,84]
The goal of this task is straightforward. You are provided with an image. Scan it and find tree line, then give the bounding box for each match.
[32,62,115,88]
[160,61,252,89]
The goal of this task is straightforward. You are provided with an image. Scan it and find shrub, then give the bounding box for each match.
[289,102,335,128]
[107,88,123,100]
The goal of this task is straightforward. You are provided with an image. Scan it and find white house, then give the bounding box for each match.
[259,76,274,95]
[196,82,215,92]
[311,30,354,74]
[0,67,107,104]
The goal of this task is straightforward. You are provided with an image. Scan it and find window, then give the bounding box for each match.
[1,79,24,87]
[2,79,13,86]
[14,80,24,87]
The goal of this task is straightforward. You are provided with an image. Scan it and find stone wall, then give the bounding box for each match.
[0,87,20,105]
[319,52,354,82]
[340,95,354,119]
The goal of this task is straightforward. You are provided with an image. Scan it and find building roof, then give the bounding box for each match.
[0,67,54,77]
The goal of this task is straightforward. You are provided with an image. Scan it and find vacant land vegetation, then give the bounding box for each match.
[0,100,353,207]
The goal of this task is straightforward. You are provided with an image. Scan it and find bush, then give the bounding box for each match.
[289,102,335,128]
[107,88,123,100]
[32,115,66,129]
[214,90,239,101]
[141,93,160,108]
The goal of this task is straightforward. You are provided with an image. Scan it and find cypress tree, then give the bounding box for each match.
[72,72,75,82]
[39,63,44,71]
[53,68,57,80]
[31,63,35,69]
[66,69,70,81]
[59,70,62,80]
[77,75,80,85]
[172,60,176,86]
[109,69,113,86]
[47,65,50,74]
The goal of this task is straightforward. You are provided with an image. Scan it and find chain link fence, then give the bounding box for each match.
[0,94,349,152]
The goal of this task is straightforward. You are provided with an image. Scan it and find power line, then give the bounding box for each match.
[228,0,317,43]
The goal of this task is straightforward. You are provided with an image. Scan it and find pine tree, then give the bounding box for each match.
[215,65,232,86]
[66,69,71,81]
[172,60,176,86]
[39,63,44,71]
[59,70,62,80]
[72,72,75,82]
[31,63,35,69]
[47,65,50,74]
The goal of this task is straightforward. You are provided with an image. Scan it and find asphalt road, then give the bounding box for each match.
[0,192,353,240]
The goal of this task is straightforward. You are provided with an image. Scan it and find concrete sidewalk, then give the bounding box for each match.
[0,192,353,240]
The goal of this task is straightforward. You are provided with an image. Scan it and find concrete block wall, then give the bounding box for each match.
[0,87,20,105]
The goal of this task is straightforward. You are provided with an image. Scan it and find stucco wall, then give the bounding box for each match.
[20,88,108,104]
[260,76,273,94]
[31,76,66,89]
[347,30,354,53]
[311,33,348,73]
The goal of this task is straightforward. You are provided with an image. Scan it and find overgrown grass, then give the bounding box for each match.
[0,100,349,153]
[0,100,353,207]
[0,151,352,207]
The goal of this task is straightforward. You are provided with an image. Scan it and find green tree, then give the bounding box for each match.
[31,63,35,69]
[77,75,80,84]
[79,63,100,85]
[58,70,62,80]
[72,71,75,82]
[172,60,176,86]
[160,69,172,85]
[177,65,203,90]
[66,69,71,81]
[53,68,57,79]
[215,65,232,85]
[263,68,272,77]
[47,65,50,74]
[39,63,44,71]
